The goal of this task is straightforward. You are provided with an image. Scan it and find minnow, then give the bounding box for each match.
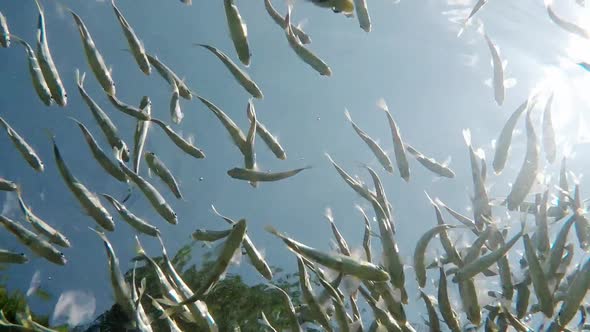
[0,249,28,264]
[266,225,389,281]
[130,265,153,332]
[75,70,130,162]
[133,96,152,173]
[70,9,116,95]
[377,98,410,181]
[492,96,535,174]
[458,277,481,326]
[358,286,402,331]
[425,193,462,266]
[145,152,182,199]
[0,215,66,265]
[414,224,456,288]
[284,9,331,76]
[192,228,231,242]
[245,100,258,187]
[459,0,488,36]
[118,160,177,225]
[523,234,553,318]
[10,35,52,106]
[353,0,371,32]
[307,0,355,16]
[111,0,150,75]
[345,109,394,173]
[420,290,441,332]
[547,4,590,40]
[71,118,127,182]
[435,197,478,234]
[169,80,183,124]
[0,178,18,192]
[34,0,67,106]
[211,205,272,280]
[463,129,490,229]
[17,190,70,248]
[482,31,505,106]
[197,95,248,155]
[324,207,351,255]
[263,0,311,44]
[101,194,160,237]
[438,267,462,332]
[0,116,44,172]
[146,53,192,99]
[223,0,251,66]
[108,93,151,121]
[557,157,570,215]
[295,255,333,331]
[150,118,205,159]
[572,185,590,250]
[505,109,539,211]
[255,116,286,160]
[356,205,373,262]
[0,12,9,48]
[542,92,556,163]
[265,284,302,332]
[325,153,375,202]
[196,44,263,99]
[533,191,550,254]
[406,144,455,178]
[227,166,310,182]
[544,215,575,280]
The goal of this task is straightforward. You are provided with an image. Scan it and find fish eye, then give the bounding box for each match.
[60,252,65,257]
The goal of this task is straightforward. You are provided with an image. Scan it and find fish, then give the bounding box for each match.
[544,215,575,280]
[223,0,251,66]
[542,92,556,163]
[265,284,302,332]
[169,80,183,124]
[284,9,331,76]
[227,166,310,182]
[377,98,410,181]
[245,100,258,187]
[70,9,116,95]
[71,118,127,182]
[263,0,311,44]
[522,234,553,318]
[463,129,491,229]
[406,144,455,178]
[266,225,389,281]
[458,277,481,326]
[505,109,539,211]
[133,96,152,173]
[547,4,590,40]
[358,286,402,331]
[324,207,351,255]
[438,267,462,332]
[414,224,455,288]
[419,290,441,332]
[296,255,333,332]
[107,93,151,121]
[482,31,504,105]
[557,157,570,215]
[197,95,248,154]
[572,185,590,250]
[10,35,52,106]
[90,228,135,319]
[307,0,355,16]
[492,96,536,174]
[191,228,231,242]
[117,160,178,225]
[146,53,192,100]
[130,265,153,332]
[17,190,70,248]
[0,11,9,48]
[353,0,371,32]
[196,44,263,99]
[145,152,182,199]
[111,0,150,75]
[533,191,550,254]
[0,215,66,265]
[148,295,183,332]
[0,178,18,192]
[345,109,394,173]
[0,116,44,172]
[101,194,160,237]
[425,193,462,266]
[33,0,67,106]
[254,116,286,160]
[356,205,373,262]
[325,153,375,202]
[150,118,205,159]
[0,249,28,264]
[75,69,130,162]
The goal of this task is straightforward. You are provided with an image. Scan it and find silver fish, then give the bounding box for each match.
[169,80,183,124]
[112,0,150,75]
[133,96,152,173]
[145,151,182,199]
[284,9,331,76]
[108,94,151,121]
[542,92,556,163]
[223,0,251,66]
[414,224,455,288]
[0,11,9,48]
[146,53,192,100]
[0,249,28,264]
[353,0,371,32]
[254,117,286,160]
[197,95,247,155]
[522,234,553,318]
[150,118,205,159]
[547,4,590,40]
[0,116,44,172]
[345,109,394,173]
[463,129,490,229]
[377,98,410,181]
[192,228,231,242]
[101,194,160,237]
[0,177,18,192]
[296,255,333,332]
[406,144,455,178]
[438,267,462,332]
[227,166,310,182]
[10,35,52,106]
[263,0,311,44]
[483,32,505,106]
[245,100,258,187]
[17,190,70,248]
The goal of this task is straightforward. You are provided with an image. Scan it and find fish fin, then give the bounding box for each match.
[376,97,389,112]
[462,128,472,146]
[344,108,353,123]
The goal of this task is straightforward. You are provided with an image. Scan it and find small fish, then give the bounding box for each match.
[90,228,135,318]
[245,100,258,187]
[0,116,44,172]
[71,118,127,182]
[197,95,249,156]
[573,185,590,250]
[356,205,373,262]
[108,93,151,121]
[353,0,371,32]
[263,0,311,44]
[266,225,389,281]
[223,0,251,66]
[197,44,263,99]
[365,166,393,229]
[227,166,310,182]
[10,34,52,106]
[358,286,402,331]
[493,96,533,174]
[325,153,375,202]
[34,0,67,106]
[438,267,462,332]
[146,53,192,100]
[111,0,150,75]
[0,215,66,265]
[70,9,116,95]
[149,295,183,332]
[133,96,152,173]
[307,0,355,15]
[406,144,455,178]
[542,92,556,163]
[435,197,478,233]
[557,157,570,214]
[458,277,481,326]
[0,249,28,264]
[547,4,590,40]
[254,117,286,160]
[505,109,539,211]
[17,190,70,248]
[258,311,278,332]
[76,70,130,162]
[265,284,302,332]
[533,191,550,254]
[463,129,490,230]
[459,0,488,36]
[101,194,160,237]
[482,31,505,106]
[377,98,410,181]
[414,224,456,288]
[284,9,331,76]
[0,178,18,192]
[296,255,333,332]
[150,118,205,159]
[419,290,441,332]
[522,234,553,318]
[0,12,9,47]
[544,215,575,280]
[192,228,231,242]
[118,160,177,225]
[425,193,462,266]
[345,109,394,173]
[324,207,351,255]
[169,80,183,124]
[145,152,182,199]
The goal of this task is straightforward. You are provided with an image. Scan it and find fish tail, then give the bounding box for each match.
[324,207,334,223]
[462,128,472,147]
[344,108,353,122]
[134,235,146,256]
[264,225,281,237]
[376,97,389,112]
